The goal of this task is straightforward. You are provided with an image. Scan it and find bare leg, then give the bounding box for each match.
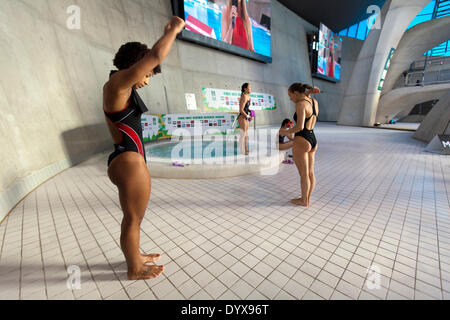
[109,153,164,280]
[238,117,246,155]
[245,120,249,154]
[279,141,294,151]
[307,147,317,206]
[291,138,311,206]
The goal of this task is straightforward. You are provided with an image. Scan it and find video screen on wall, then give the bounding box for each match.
[317,23,342,81]
[173,0,272,63]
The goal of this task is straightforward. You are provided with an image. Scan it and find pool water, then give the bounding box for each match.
[146,140,255,160]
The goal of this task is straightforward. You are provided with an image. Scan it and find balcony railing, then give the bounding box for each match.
[405,68,450,86]
[410,56,450,71]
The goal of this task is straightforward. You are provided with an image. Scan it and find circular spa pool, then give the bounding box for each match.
[147,140,256,160]
[145,137,284,179]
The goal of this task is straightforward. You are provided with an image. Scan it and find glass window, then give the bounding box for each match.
[420,0,436,15]
[357,19,368,40]
[407,14,432,29]
[339,29,348,36]
[348,24,358,38]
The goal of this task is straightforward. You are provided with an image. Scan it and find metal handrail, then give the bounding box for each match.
[410,56,450,71]
[405,68,450,86]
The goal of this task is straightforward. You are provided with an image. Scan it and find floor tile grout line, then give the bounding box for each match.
[45,182,76,300]
[134,142,355,299]
[175,144,368,299]
[63,172,134,300]
[18,201,25,300]
[361,140,419,300]
[75,166,163,300]
[250,141,399,300]
[321,141,415,300]
[414,150,427,299]
[254,149,388,299]
[53,176,106,300]
[35,191,49,299]
[431,153,444,298]
[0,206,11,264]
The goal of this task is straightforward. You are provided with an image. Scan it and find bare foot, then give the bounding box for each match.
[128,265,164,280]
[290,198,309,207]
[141,253,161,264]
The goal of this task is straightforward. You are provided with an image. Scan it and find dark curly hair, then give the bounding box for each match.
[112,42,161,74]
[289,83,313,94]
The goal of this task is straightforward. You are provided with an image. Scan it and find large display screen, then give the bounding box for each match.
[173,0,272,63]
[317,23,342,81]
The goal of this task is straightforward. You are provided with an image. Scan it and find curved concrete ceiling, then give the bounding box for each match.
[413,90,450,142]
[277,0,386,31]
[376,83,450,123]
[381,16,450,95]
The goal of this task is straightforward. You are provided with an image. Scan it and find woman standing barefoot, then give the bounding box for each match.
[103,16,185,280]
[287,83,320,207]
[237,83,252,155]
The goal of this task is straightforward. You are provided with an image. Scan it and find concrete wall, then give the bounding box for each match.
[376,83,450,123]
[414,90,450,142]
[338,0,430,127]
[0,0,329,221]
[382,15,450,94]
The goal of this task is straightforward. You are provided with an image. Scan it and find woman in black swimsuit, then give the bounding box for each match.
[238,83,252,155]
[103,16,185,280]
[287,83,320,207]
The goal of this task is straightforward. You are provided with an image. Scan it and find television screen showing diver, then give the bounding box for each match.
[317,23,342,81]
[182,0,272,59]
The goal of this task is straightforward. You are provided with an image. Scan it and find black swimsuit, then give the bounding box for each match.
[238,98,251,121]
[279,132,287,144]
[293,99,317,149]
[104,87,148,166]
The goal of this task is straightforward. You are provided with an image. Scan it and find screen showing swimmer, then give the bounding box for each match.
[317,23,342,81]
[179,0,272,60]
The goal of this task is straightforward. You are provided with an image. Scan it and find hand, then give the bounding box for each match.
[230,5,237,24]
[311,86,321,94]
[165,16,185,34]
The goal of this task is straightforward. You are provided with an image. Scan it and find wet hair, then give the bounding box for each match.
[241,83,249,93]
[281,119,291,128]
[288,83,313,94]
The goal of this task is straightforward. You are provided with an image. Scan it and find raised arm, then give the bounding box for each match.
[110,16,185,92]
[221,5,236,44]
[246,19,254,52]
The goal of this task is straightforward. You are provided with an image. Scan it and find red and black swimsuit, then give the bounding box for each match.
[104,87,148,166]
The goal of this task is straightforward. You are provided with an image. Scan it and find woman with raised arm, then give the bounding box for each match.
[103,16,185,280]
[287,84,320,207]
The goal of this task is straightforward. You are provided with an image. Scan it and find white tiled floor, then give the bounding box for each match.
[0,123,449,300]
